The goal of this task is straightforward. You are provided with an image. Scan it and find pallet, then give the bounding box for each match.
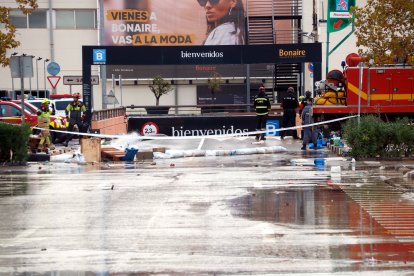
[100,147,126,161]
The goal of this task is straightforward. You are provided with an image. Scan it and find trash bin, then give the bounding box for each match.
[120,148,138,161]
[314,158,325,170]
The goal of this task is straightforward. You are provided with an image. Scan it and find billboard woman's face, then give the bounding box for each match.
[199,0,236,23]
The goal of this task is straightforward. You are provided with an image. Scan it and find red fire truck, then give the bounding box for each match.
[312,53,414,123]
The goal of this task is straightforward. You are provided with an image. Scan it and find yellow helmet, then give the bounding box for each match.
[41,98,50,105]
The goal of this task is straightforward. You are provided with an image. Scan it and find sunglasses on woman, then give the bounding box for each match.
[197,0,220,7]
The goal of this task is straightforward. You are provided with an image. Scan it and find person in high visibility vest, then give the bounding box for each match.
[37,98,56,152]
[253,86,271,141]
[63,93,87,147]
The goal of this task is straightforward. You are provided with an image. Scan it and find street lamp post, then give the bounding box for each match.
[43,58,50,95]
[10,52,18,96]
[36,57,42,98]
[23,54,34,97]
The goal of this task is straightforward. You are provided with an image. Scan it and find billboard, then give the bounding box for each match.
[103,0,246,46]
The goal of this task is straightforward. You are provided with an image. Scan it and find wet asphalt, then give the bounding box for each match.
[0,137,414,275]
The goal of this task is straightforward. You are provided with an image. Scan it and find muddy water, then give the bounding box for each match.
[0,154,413,274]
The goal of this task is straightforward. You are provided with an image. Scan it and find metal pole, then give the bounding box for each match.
[11,77,14,97]
[119,75,123,107]
[28,56,33,97]
[29,76,32,96]
[245,0,251,112]
[358,62,363,124]
[10,53,18,97]
[99,0,107,110]
[36,57,42,97]
[19,56,25,124]
[246,64,251,112]
[44,59,50,92]
[48,0,55,94]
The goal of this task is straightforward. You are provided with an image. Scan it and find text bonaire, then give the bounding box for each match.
[107,9,197,46]
[279,49,306,57]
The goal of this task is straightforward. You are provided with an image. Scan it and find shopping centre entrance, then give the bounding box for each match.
[82,44,321,135]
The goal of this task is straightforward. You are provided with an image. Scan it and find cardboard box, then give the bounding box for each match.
[152,147,166,153]
[81,138,101,162]
[136,151,153,161]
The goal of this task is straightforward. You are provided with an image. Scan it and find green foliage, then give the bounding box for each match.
[208,72,222,94]
[351,0,414,65]
[0,123,31,163]
[148,75,174,106]
[0,0,38,67]
[343,115,414,159]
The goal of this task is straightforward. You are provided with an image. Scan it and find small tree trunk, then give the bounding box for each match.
[156,97,160,106]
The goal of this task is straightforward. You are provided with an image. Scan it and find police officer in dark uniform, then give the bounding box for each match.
[254,86,271,141]
[280,87,299,139]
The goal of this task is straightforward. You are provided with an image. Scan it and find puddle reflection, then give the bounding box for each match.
[230,185,414,264]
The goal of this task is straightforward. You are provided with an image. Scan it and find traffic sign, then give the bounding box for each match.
[63,75,99,85]
[47,62,60,76]
[104,89,119,105]
[47,76,61,88]
[141,122,159,136]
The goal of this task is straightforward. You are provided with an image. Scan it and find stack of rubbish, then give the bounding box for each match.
[329,132,344,148]
[308,132,327,150]
[153,146,286,159]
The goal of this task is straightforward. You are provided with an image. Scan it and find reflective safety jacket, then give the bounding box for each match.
[37,108,55,129]
[66,101,86,122]
[254,92,271,115]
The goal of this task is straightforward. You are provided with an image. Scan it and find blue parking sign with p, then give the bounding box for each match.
[93,49,106,64]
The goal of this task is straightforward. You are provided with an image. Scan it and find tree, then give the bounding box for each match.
[148,75,174,106]
[0,0,38,67]
[351,0,414,65]
[207,72,222,103]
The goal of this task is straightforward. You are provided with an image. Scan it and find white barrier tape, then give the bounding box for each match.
[32,127,120,139]
[32,115,359,141]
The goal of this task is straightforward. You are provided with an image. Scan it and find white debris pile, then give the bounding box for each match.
[108,132,142,150]
[50,152,86,164]
[153,146,287,159]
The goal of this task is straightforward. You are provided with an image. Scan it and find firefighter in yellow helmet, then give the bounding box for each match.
[37,98,56,152]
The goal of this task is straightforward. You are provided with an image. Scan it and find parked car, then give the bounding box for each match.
[52,98,78,117]
[4,100,68,143]
[28,97,80,117]
[0,101,38,127]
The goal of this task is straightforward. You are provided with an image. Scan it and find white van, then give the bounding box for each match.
[52,98,77,117]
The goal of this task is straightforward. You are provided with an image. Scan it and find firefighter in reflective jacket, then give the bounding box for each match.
[63,93,87,147]
[254,86,271,141]
[37,98,56,151]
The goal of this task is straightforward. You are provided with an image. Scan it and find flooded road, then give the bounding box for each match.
[0,142,414,274]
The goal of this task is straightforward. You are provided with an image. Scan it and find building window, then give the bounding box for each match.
[9,10,47,28]
[9,10,27,28]
[56,10,96,29]
[29,10,47,28]
[55,10,74,29]
[76,10,96,29]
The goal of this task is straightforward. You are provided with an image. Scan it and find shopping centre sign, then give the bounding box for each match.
[328,0,356,33]
[81,43,322,124]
